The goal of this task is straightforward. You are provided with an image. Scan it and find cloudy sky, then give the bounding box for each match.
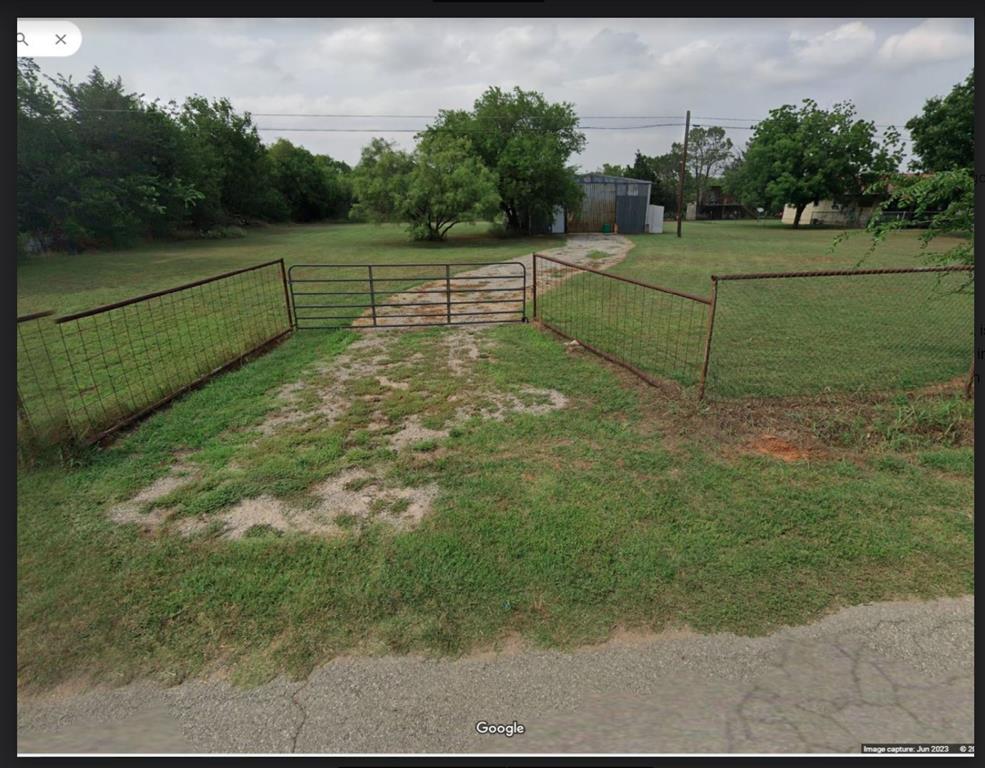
[31,18,975,169]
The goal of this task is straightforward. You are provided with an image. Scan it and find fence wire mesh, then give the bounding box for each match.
[533,253,711,388]
[704,266,974,399]
[17,259,292,453]
[16,311,70,453]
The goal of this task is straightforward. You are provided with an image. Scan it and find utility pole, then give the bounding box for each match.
[676,110,691,238]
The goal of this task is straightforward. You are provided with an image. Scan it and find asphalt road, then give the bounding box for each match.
[17,595,973,755]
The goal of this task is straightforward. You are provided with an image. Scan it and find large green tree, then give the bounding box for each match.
[426,86,585,233]
[19,64,203,249]
[267,139,352,222]
[906,70,974,173]
[349,138,415,223]
[351,135,500,241]
[851,72,974,268]
[178,96,286,225]
[731,99,901,227]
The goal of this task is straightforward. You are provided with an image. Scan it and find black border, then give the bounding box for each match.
[8,3,980,765]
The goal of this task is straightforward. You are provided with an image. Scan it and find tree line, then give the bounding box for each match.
[17,60,354,252]
[18,58,972,257]
[17,63,588,250]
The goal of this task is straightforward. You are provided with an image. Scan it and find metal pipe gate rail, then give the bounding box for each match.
[288,262,527,329]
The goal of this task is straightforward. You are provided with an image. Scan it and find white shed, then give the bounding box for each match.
[645,205,664,234]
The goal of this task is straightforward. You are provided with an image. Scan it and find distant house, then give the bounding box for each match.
[685,185,751,221]
[781,174,934,227]
[781,199,876,227]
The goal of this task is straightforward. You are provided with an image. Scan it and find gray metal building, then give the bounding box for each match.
[568,173,653,234]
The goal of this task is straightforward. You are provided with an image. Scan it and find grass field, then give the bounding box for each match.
[16,221,974,693]
[537,221,973,396]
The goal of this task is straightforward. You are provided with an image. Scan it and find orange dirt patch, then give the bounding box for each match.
[747,434,810,462]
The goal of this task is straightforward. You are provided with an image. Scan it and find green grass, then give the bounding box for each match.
[538,221,972,396]
[16,220,973,693]
[17,323,973,692]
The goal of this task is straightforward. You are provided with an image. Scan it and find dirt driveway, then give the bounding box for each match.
[105,234,634,541]
[352,233,632,327]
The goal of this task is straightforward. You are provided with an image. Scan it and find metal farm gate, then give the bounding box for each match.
[288,262,527,329]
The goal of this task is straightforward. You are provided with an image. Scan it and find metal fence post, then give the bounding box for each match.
[445,264,452,325]
[520,263,527,322]
[532,253,538,321]
[368,265,377,327]
[697,276,719,401]
[278,259,294,330]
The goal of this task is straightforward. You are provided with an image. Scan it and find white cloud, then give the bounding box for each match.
[877,19,974,68]
[790,21,876,66]
[658,39,720,69]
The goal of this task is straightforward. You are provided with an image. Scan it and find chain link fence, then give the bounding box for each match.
[703,266,974,399]
[17,259,293,458]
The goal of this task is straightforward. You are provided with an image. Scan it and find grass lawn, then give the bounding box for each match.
[537,221,973,396]
[16,221,973,693]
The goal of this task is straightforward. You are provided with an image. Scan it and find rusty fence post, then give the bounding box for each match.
[966,359,976,399]
[445,264,452,325]
[532,253,538,321]
[278,259,294,331]
[697,275,719,401]
[368,265,377,327]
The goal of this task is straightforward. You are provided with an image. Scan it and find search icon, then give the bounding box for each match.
[16,21,81,57]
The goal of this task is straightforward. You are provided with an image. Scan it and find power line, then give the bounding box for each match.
[256,122,687,133]
[45,107,912,136]
[250,112,689,119]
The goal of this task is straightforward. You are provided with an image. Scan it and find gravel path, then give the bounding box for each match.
[18,596,973,754]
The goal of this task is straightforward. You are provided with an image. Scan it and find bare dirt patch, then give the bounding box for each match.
[745,434,811,462]
[171,469,441,539]
[387,417,451,450]
[108,461,200,531]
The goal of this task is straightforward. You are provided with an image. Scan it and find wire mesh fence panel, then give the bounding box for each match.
[17,259,292,452]
[533,254,710,388]
[16,311,74,452]
[704,266,974,399]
